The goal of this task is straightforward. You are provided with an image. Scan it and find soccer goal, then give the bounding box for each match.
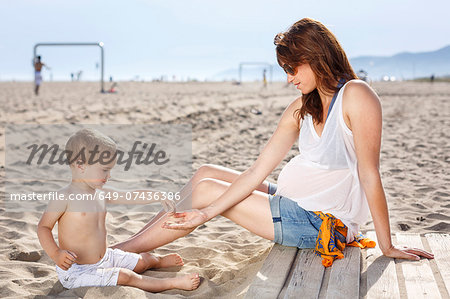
[33,42,106,93]
[238,62,273,83]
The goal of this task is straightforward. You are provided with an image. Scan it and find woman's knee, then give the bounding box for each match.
[194,164,217,181]
[191,178,224,208]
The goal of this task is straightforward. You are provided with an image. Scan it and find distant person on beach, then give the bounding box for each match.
[108,82,117,93]
[34,56,50,95]
[37,128,200,292]
[109,18,434,266]
[357,69,368,82]
[431,74,435,83]
[263,68,267,87]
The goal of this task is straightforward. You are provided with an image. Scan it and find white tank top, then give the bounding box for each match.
[275,79,369,242]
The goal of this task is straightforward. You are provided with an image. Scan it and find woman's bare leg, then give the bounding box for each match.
[130,164,273,237]
[112,178,274,253]
[190,164,272,193]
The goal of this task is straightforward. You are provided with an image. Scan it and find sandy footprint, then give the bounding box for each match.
[9,250,41,262]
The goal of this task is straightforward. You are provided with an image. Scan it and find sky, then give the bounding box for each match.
[1,0,449,81]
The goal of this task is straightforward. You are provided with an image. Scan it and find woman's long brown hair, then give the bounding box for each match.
[274,18,357,126]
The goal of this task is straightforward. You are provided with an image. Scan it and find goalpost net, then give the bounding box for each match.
[238,62,273,83]
[33,42,105,93]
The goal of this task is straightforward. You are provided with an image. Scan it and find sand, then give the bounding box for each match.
[0,81,449,298]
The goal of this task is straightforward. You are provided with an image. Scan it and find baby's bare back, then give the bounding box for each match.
[57,200,108,264]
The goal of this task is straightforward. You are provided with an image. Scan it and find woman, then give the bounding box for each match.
[113,18,433,261]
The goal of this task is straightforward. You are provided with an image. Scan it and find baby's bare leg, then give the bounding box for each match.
[117,269,200,292]
[129,164,272,237]
[133,252,184,273]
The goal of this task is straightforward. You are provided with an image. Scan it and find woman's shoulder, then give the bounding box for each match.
[291,95,303,109]
[343,79,377,99]
[341,79,382,130]
[342,79,381,109]
[281,96,303,115]
[278,96,303,130]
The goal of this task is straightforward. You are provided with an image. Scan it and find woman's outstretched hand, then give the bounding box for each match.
[382,244,434,260]
[162,209,209,230]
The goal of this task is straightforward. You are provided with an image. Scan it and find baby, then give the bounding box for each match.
[37,128,200,292]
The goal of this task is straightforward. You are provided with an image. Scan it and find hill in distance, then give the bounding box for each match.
[210,45,450,82]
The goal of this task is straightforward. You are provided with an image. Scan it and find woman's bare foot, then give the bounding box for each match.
[172,273,201,290]
[154,253,184,268]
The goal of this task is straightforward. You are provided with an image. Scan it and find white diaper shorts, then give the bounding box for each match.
[56,248,140,289]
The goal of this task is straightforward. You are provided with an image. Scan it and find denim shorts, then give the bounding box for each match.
[267,182,322,248]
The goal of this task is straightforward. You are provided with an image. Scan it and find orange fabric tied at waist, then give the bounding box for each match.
[313,211,376,267]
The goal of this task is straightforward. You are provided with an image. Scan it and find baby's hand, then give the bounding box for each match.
[55,249,77,270]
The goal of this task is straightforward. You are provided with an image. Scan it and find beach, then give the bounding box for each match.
[0,80,449,298]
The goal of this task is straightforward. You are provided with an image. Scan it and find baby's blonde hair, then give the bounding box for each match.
[65,128,117,166]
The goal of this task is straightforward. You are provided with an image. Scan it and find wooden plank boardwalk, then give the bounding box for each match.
[246,232,450,299]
